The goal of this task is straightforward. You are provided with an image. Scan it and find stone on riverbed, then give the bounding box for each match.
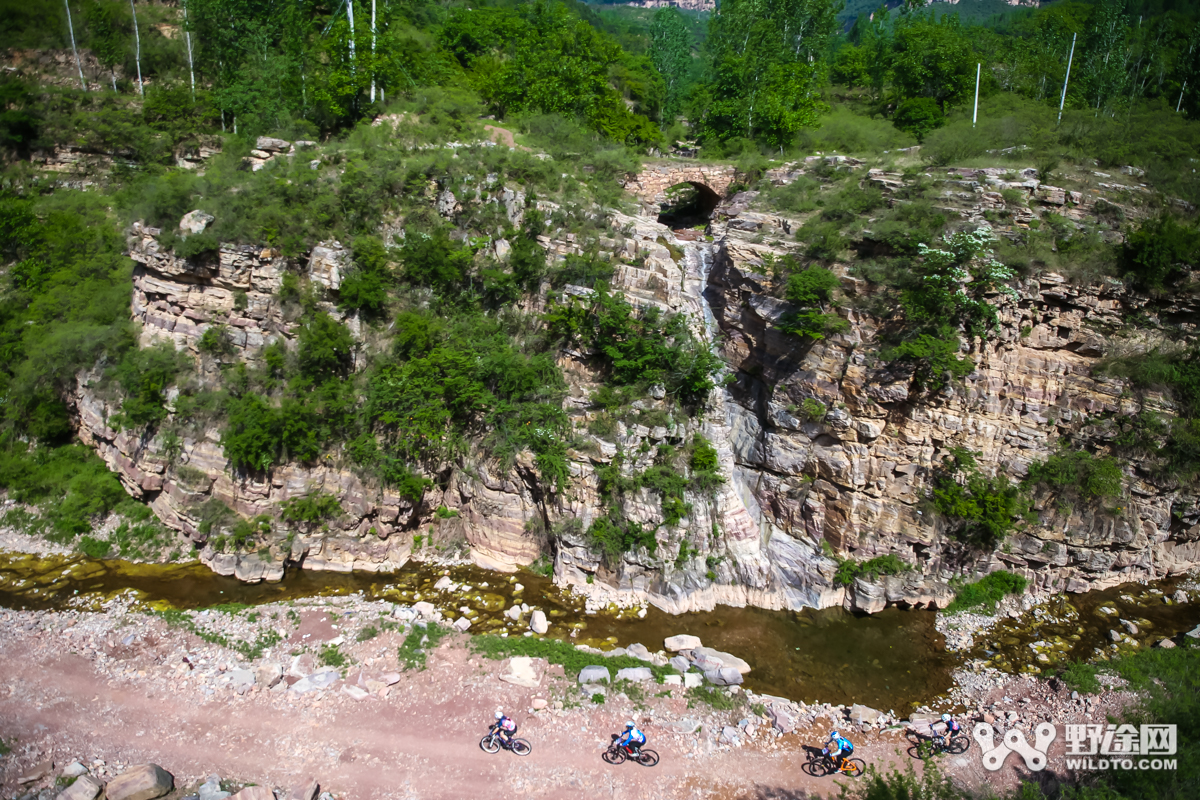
[850,704,883,725]
[664,634,702,651]
[412,601,437,618]
[692,647,751,674]
[705,667,744,686]
[626,643,653,661]
[56,776,103,800]
[616,667,653,682]
[1172,590,1188,604]
[669,656,691,673]
[529,610,548,634]
[578,665,611,684]
[1186,625,1200,639]
[105,764,174,800]
[453,616,472,632]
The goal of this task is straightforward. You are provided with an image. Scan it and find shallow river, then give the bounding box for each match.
[3,551,1198,713]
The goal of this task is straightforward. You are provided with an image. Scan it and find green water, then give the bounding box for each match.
[0,551,954,711]
[9,550,1196,711]
[970,580,1200,673]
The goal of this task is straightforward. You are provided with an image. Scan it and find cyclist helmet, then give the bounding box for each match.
[941,714,952,723]
[830,730,839,739]
[495,711,505,720]
[625,720,636,729]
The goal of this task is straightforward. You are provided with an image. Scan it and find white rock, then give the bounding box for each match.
[530,610,548,635]
[342,685,369,700]
[664,635,702,652]
[453,617,472,632]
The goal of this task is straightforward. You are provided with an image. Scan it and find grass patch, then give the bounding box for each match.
[469,634,671,681]
[317,643,348,668]
[397,624,450,671]
[150,608,281,660]
[944,570,1028,614]
[1056,661,1102,695]
[356,625,379,642]
[686,685,743,711]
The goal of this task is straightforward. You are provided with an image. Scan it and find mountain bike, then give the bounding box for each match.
[603,737,660,767]
[802,747,864,778]
[906,728,970,760]
[480,727,532,756]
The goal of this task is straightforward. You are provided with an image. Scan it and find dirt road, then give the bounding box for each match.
[0,605,925,800]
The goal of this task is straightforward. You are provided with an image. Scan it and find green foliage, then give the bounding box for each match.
[298,313,354,382]
[317,643,348,668]
[1121,214,1200,293]
[833,554,912,587]
[587,514,658,558]
[543,286,722,408]
[890,14,977,112]
[696,0,839,148]
[945,570,1028,614]
[1056,661,1102,695]
[1025,447,1123,502]
[777,265,848,341]
[198,325,236,358]
[1100,347,1200,484]
[398,623,450,671]
[471,634,671,681]
[931,448,1025,550]
[649,8,692,123]
[356,625,379,642]
[109,343,183,430]
[280,492,343,524]
[0,439,128,540]
[892,97,944,142]
[687,685,742,711]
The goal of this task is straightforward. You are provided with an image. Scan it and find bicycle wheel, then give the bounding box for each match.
[510,738,532,756]
[842,758,865,778]
[480,735,501,754]
[947,734,970,755]
[802,756,830,777]
[602,747,627,765]
[636,749,660,767]
[913,740,938,760]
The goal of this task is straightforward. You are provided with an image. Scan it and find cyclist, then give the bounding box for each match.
[616,720,647,756]
[824,730,854,770]
[492,711,518,747]
[933,713,961,748]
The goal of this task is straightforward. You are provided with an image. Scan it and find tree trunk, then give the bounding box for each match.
[64,0,87,91]
[130,0,144,97]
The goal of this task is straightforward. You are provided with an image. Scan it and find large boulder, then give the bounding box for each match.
[104,764,174,800]
[669,656,691,673]
[693,646,751,675]
[850,704,882,725]
[625,643,653,661]
[615,667,654,682]
[769,705,797,734]
[578,665,611,684]
[705,667,744,686]
[499,656,540,689]
[287,779,320,800]
[256,663,284,689]
[56,776,103,800]
[664,634,702,651]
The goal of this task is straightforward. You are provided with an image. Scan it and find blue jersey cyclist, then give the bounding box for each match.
[825,730,854,769]
[617,720,647,754]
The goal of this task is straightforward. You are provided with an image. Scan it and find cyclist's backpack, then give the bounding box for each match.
[499,717,516,732]
[839,737,854,753]
[949,720,961,733]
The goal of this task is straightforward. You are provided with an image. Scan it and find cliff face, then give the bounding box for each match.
[71,167,1200,614]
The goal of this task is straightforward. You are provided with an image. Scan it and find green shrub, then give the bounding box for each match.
[687,685,741,711]
[1025,447,1123,502]
[317,642,348,668]
[945,570,1028,613]
[197,325,236,357]
[892,97,944,142]
[587,514,658,557]
[280,492,343,524]
[834,554,911,586]
[930,448,1025,550]
[1121,214,1200,292]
